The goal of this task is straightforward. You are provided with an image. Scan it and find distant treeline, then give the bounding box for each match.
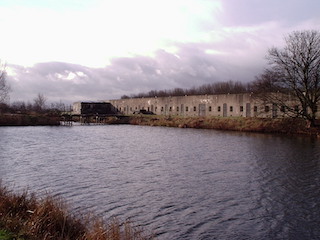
[121,80,262,99]
[0,93,72,115]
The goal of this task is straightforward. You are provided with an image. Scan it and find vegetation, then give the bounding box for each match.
[0,60,70,122]
[0,91,72,126]
[121,80,254,99]
[0,113,61,126]
[124,115,320,136]
[0,183,154,240]
[0,61,10,105]
[2,30,320,127]
[121,30,320,127]
[256,30,320,126]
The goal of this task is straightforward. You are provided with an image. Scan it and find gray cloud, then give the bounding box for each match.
[221,0,320,26]
[4,0,320,105]
[7,41,267,104]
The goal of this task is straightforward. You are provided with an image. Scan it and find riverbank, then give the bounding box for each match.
[2,113,319,137]
[0,113,60,126]
[0,183,153,240]
[112,115,320,137]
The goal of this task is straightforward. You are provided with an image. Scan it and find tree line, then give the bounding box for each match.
[120,79,275,99]
[121,81,253,99]
[122,30,320,126]
[1,30,320,126]
[0,61,72,115]
[0,92,71,115]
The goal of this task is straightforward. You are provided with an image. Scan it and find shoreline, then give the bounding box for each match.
[118,115,320,137]
[0,113,60,126]
[1,113,319,137]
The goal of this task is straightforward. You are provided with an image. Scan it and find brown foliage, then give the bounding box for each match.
[0,114,60,126]
[126,115,319,136]
[0,183,154,240]
[122,81,252,99]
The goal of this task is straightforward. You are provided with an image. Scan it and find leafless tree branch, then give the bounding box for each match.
[255,30,320,126]
[0,61,10,104]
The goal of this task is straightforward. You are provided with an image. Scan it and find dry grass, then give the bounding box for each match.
[0,183,154,240]
[126,115,320,136]
[0,114,60,126]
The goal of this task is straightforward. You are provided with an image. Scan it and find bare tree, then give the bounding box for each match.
[33,93,47,112]
[127,80,253,99]
[0,61,10,104]
[257,30,320,126]
[11,101,27,113]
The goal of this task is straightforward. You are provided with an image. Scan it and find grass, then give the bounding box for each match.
[0,113,60,126]
[0,229,22,240]
[125,115,319,136]
[0,183,154,240]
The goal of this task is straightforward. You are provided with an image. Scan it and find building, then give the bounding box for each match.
[72,93,320,119]
[72,102,117,115]
[109,93,268,118]
[109,93,320,119]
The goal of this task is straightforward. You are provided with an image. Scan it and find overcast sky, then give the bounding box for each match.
[1,0,320,104]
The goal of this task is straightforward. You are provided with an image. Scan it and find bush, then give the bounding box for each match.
[0,183,154,240]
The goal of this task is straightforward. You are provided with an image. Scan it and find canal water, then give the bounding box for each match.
[0,125,320,239]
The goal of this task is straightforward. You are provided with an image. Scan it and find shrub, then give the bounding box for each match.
[0,183,154,240]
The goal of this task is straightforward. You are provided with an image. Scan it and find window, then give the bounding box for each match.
[186,106,189,112]
[254,106,258,112]
[177,106,179,111]
[209,106,212,112]
[230,106,233,112]
[294,105,299,112]
[194,106,197,111]
[218,106,221,112]
[169,106,172,111]
[265,106,270,112]
[161,106,164,112]
[155,106,158,111]
[240,106,244,112]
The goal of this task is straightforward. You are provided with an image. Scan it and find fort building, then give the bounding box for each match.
[72,102,117,115]
[73,93,320,119]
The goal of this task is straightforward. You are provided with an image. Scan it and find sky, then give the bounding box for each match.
[1,0,320,104]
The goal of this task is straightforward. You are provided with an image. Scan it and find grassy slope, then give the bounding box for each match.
[125,115,320,136]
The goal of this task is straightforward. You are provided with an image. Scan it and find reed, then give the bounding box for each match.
[0,183,154,240]
[126,115,318,136]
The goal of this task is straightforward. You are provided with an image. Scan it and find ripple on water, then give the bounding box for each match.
[1,126,320,239]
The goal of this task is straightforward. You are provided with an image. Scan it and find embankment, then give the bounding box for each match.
[3,113,318,137]
[0,114,60,126]
[112,115,320,137]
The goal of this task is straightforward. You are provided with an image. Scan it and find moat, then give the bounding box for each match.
[1,125,320,239]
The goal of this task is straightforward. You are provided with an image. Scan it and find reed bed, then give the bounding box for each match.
[0,183,154,240]
[127,115,318,136]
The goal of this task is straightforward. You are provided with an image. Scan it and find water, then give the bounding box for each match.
[1,125,320,239]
